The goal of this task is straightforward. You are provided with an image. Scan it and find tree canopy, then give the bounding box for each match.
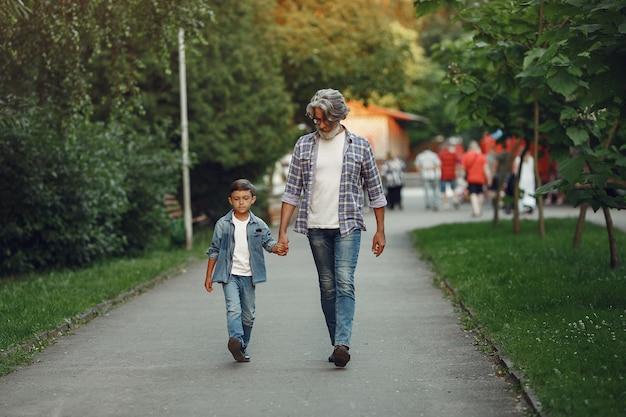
[415,0,626,267]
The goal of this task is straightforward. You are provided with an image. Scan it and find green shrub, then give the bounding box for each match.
[0,109,180,275]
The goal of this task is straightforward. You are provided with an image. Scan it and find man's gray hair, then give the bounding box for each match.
[306,88,350,122]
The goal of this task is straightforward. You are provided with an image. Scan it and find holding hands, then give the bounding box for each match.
[273,242,288,256]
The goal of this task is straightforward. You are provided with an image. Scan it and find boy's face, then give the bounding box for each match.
[228,189,256,215]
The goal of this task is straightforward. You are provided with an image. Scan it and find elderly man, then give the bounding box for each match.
[278,88,387,368]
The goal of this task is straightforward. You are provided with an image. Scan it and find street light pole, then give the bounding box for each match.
[178,28,192,250]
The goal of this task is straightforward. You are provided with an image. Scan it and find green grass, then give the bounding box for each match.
[412,218,626,417]
[0,228,213,375]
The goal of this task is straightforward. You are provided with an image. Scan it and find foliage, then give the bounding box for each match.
[271,0,415,122]
[0,108,180,276]
[528,0,626,211]
[368,21,451,145]
[0,0,212,118]
[414,0,626,211]
[413,219,626,417]
[136,0,298,221]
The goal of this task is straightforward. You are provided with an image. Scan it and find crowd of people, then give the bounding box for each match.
[383,131,563,218]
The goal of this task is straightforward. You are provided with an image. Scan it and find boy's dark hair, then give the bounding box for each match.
[230,178,256,196]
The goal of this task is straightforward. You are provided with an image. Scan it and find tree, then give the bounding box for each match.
[415,0,626,267]
[271,0,415,121]
[0,0,212,118]
[138,0,298,221]
[526,0,626,268]
[0,1,211,274]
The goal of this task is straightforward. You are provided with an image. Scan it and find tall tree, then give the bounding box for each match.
[414,0,626,267]
[139,0,298,221]
[0,0,211,118]
[271,0,414,121]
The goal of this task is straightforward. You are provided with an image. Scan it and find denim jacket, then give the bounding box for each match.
[206,210,276,285]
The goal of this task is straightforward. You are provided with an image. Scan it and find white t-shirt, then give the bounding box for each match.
[308,131,344,228]
[231,215,252,276]
[415,150,441,180]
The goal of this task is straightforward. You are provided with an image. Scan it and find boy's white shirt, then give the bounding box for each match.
[308,131,344,228]
[231,214,252,276]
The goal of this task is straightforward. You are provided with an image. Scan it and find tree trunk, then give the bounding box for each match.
[602,206,620,269]
[492,183,501,226]
[573,204,587,248]
[513,174,520,233]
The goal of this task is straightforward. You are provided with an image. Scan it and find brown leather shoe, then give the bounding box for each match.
[227,337,248,362]
[332,345,350,367]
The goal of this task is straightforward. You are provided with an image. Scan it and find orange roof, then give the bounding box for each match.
[347,100,429,123]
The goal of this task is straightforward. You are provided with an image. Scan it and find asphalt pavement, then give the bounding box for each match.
[1,187,624,417]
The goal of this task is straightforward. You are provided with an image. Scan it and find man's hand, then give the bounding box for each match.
[372,207,386,257]
[372,231,386,257]
[278,233,290,255]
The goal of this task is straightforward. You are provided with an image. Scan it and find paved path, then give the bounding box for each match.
[1,188,624,417]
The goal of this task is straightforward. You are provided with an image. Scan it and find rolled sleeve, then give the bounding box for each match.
[281,192,301,207]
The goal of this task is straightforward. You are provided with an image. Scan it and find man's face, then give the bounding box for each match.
[313,107,341,139]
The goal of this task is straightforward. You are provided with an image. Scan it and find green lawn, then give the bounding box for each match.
[0,228,212,375]
[412,218,626,417]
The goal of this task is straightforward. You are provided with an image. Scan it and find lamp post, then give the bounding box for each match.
[178,28,192,250]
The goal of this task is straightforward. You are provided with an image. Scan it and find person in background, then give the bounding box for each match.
[414,144,441,211]
[514,151,536,214]
[438,141,460,210]
[381,152,406,210]
[461,140,492,217]
[204,179,286,363]
[278,88,387,368]
[488,145,512,210]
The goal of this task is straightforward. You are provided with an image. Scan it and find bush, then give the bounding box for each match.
[0,109,180,275]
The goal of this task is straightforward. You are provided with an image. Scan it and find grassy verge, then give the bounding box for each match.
[412,218,626,417]
[0,228,213,376]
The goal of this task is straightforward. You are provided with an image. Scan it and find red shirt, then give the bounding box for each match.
[462,151,488,185]
[438,149,458,181]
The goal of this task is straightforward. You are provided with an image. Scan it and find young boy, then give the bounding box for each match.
[204,179,285,362]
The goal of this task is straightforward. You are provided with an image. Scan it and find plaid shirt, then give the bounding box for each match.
[281,127,387,236]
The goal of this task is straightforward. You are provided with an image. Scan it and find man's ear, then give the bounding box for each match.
[228,196,232,205]
[251,195,257,204]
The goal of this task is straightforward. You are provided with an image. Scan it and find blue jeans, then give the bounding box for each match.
[308,228,361,348]
[222,275,255,350]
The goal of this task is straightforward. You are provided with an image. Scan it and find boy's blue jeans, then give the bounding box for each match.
[222,275,255,350]
[307,228,361,348]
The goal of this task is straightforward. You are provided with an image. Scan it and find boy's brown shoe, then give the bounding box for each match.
[227,337,248,362]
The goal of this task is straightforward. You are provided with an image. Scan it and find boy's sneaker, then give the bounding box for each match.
[227,337,248,362]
